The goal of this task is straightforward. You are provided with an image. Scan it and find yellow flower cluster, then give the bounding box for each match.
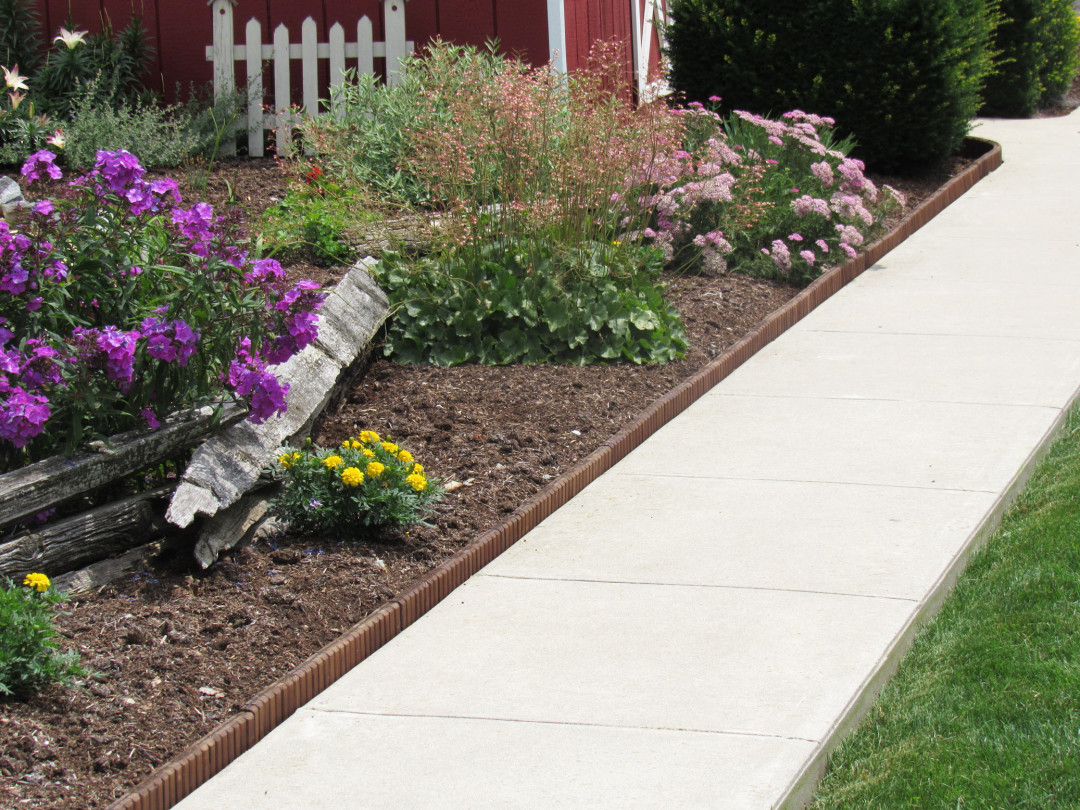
[381,441,399,455]
[23,572,50,592]
[405,473,427,492]
[397,450,414,464]
[365,461,386,478]
[358,430,381,444]
[323,455,344,470]
[341,466,364,487]
[278,451,302,467]
[341,439,363,450]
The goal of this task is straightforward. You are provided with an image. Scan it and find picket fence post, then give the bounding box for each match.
[207,0,412,157]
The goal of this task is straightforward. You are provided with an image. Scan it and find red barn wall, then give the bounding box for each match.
[32,1,639,104]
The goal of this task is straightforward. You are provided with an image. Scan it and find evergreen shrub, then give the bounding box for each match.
[666,0,999,173]
[982,0,1079,116]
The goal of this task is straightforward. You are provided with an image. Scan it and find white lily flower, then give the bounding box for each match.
[47,130,66,149]
[2,65,28,91]
[54,27,89,49]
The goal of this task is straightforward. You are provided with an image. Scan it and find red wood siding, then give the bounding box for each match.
[31,1,631,103]
[563,0,633,92]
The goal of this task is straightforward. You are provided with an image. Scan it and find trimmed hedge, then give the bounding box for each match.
[666,0,999,173]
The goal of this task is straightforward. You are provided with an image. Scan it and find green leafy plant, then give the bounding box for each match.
[272,431,443,535]
[259,167,373,266]
[0,573,84,697]
[666,0,1000,173]
[0,0,41,75]
[377,242,687,366]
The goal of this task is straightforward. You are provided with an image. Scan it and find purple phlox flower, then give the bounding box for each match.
[140,407,160,430]
[96,325,139,383]
[274,280,326,315]
[25,296,42,312]
[0,318,13,347]
[800,250,816,266]
[20,150,62,183]
[141,317,201,367]
[150,177,182,205]
[228,351,289,424]
[45,260,67,282]
[0,386,50,448]
[94,150,145,194]
[18,340,62,389]
[33,199,54,216]
[245,258,285,288]
[1,262,29,295]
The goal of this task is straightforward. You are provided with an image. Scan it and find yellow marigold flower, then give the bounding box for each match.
[365,461,386,478]
[406,473,427,492]
[397,450,414,464]
[323,455,344,470]
[411,463,424,475]
[350,440,362,449]
[362,448,375,458]
[358,430,381,444]
[23,572,50,592]
[380,441,399,455]
[341,467,364,487]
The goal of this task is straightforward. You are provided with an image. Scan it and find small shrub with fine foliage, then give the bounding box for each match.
[982,0,1080,116]
[666,0,999,173]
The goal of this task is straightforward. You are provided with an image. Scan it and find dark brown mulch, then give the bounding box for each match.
[0,153,969,809]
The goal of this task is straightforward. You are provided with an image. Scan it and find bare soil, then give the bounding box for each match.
[0,148,989,808]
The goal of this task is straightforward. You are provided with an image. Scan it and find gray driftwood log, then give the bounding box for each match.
[0,403,246,531]
[166,260,389,567]
[0,486,173,580]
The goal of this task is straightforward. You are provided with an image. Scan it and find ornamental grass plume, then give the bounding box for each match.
[272,434,443,535]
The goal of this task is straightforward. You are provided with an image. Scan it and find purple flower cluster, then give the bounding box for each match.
[0,148,328,460]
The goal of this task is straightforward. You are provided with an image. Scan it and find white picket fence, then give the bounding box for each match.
[205,0,413,157]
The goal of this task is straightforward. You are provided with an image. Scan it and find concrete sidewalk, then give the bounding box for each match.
[175,110,1080,809]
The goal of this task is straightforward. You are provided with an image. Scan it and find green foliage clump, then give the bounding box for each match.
[272,432,443,536]
[0,574,84,697]
[0,0,41,75]
[60,83,208,170]
[377,242,687,366]
[666,0,1000,173]
[259,168,376,267]
[982,0,1080,116]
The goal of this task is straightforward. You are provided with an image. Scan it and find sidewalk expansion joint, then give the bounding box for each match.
[306,708,819,744]
[610,472,998,494]
[711,392,1066,410]
[802,327,1080,342]
[477,573,920,603]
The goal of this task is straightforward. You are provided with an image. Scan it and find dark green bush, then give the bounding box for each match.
[666,0,999,173]
[982,0,1079,116]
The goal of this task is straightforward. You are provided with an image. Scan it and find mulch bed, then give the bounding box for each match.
[0,140,1021,808]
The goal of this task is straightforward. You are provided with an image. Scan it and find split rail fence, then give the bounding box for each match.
[205,0,413,157]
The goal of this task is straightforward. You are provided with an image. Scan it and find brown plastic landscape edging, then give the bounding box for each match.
[107,136,1002,810]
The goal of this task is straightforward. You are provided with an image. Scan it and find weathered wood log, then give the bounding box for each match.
[342,213,433,257]
[53,539,171,595]
[166,262,389,545]
[0,403,247,530]
[193,489,278,569]
[0,486,174,580]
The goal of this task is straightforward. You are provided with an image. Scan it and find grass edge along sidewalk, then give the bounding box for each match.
[809,405,1080,809]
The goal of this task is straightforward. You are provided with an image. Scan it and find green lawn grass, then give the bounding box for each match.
[810,407,1080,809]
